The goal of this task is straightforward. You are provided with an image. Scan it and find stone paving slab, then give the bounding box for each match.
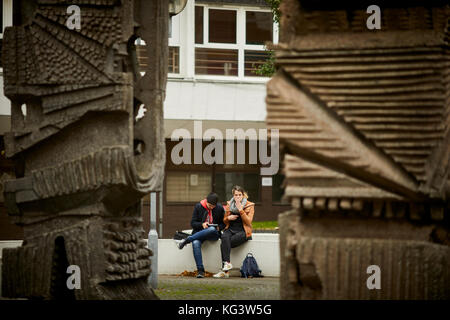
[154,275,280,300]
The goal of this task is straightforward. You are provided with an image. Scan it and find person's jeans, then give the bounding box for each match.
[220,229,247,263]
[187,227,220,271]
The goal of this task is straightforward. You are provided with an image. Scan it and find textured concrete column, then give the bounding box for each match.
[269,0,450,300]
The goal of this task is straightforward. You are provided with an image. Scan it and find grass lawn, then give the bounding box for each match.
[252,220,278,230]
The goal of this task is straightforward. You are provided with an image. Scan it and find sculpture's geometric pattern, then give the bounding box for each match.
[2,0,170,299]
[283,228,450,300]
[271,1,450,299]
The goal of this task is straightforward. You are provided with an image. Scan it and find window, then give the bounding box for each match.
[166,171,212,202]
[208,9,236,44]
[1,1,14,70]
[135,42,180,74]
[215,172,260,203]
[194,5,276,78]
[166,170,261,203]
[195,6,203,44]
[195,48,238,76]
[244,50,270,77]
[168,46,180,73]
[168,12,181,75]
[136,43,148,69]
[272,173,286,203]
[165,140,262,203]
[1,1,13,38]
[246,11,272,45]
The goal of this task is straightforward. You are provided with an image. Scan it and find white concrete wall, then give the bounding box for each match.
[158,233,279,276]
[164,80,267,121]
[1,0,14,116]
[0,77,11,116]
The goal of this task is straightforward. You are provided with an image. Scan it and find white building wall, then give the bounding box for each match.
[0,1,271,123]
[164,0,272,123]
[0,77,10,116]
[164,80,267,121]
[0,1,13,117]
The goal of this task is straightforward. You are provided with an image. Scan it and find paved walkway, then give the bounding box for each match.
[155,275,280,300]
[1,259,279,300]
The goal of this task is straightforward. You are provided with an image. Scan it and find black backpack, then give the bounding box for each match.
[240,253,263,278]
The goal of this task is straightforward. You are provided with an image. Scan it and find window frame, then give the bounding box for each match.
[1,0,13,73]
[168,13,182,76]
[164,139,263,205]
[164,167,263,205]
[193,4,278,82]
[165,170,214,204]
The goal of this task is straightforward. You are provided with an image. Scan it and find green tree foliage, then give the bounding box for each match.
[254,50,275,76]
[267,0,281,24]
[255,0,281,77]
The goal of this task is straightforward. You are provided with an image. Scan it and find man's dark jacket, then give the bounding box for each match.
[191,201,225,234]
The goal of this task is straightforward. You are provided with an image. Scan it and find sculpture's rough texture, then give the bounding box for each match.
[1,0,170,299]
[269,1,450,299]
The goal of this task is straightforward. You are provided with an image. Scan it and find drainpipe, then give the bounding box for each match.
[159,191,163,236]
[148,192,158,289]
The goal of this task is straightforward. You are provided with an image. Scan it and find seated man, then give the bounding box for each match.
[177,192,225,278]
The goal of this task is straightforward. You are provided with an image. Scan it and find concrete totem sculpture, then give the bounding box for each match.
[1,0,177,299]
[268,0,450,299]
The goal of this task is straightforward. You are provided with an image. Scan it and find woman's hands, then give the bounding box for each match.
[227,214,239,221]
[235,198,243,212]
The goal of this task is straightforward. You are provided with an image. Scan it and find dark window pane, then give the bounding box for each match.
[168,46,179,73]
[209,9,236,44]
[244,50,270,77]
[215,172,260,203]
[195,6,203,44]
[0,40,2,68]
[246,11,272,45]
[272,173,286,202]
[195,48,238,76]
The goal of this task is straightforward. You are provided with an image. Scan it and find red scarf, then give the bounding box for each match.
[200,199,213,224]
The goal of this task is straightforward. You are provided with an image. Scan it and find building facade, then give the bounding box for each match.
[0,0,289,240]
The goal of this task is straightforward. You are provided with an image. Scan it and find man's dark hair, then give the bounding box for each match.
[206,192,218,205]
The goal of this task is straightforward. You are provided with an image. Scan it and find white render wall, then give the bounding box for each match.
[158,233,279,276]
[0,77,10,116]
[164,79,268,121]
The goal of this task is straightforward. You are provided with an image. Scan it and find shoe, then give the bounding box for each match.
[213,271,229,278]
[196,270,205,278]
[177,239,188,250]
[222,262,233,271]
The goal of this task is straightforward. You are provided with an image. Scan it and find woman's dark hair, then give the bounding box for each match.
[206,192,219,205]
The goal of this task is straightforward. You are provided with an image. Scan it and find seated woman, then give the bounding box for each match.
[213,185,255,278]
